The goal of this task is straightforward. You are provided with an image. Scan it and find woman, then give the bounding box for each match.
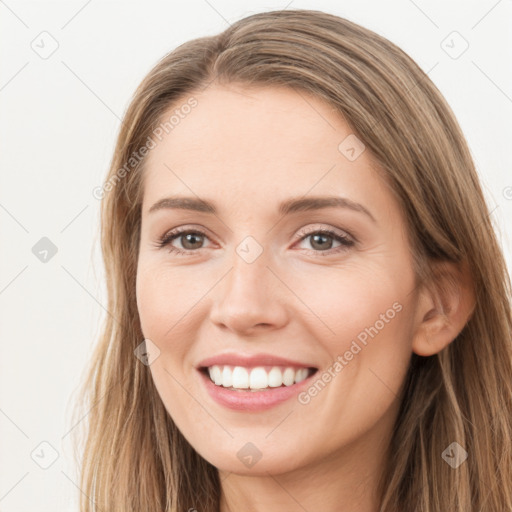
[73,9,512,511]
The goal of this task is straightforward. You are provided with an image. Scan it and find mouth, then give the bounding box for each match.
[199,364,318,392]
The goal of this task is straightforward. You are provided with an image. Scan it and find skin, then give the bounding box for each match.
[135,83,474,512]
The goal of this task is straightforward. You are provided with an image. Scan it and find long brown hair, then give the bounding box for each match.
[71,9,512,511]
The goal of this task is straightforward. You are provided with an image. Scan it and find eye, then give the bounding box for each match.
[294,226,355,255]
[155,227,211,256]
[154,225,355,256]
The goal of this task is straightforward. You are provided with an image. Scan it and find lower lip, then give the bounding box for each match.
[198,369,316,412]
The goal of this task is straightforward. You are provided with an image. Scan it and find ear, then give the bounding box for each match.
[412,260,476,357]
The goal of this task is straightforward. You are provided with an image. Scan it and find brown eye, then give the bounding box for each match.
[309,233,335,250]
[295,228,355,255]
[157,229,211,255]
[179,232,205,250]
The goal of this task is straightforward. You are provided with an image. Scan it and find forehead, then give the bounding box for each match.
[141,84,389,216]
[149,83,348,160]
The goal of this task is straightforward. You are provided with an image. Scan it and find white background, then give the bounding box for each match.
[0,1,511,510]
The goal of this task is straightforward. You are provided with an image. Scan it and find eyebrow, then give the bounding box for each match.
[148,195,376,223]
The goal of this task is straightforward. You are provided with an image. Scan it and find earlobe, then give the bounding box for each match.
[412,260,476,357]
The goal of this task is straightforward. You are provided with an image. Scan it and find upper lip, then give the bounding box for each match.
[197,352,317,370]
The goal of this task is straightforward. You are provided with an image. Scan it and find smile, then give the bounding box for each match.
[196,352,319,411]
[203,365,316,391]
[197,364,319,411]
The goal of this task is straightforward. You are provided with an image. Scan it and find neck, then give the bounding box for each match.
[218,407,395,512]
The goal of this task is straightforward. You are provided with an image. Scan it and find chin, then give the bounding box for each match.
[196,441,308,477]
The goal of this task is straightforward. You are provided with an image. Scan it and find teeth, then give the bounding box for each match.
[232,366,249,389]
[207,365,312,390]
[268,367,283,387]
[249,367,268,389]
[210,365,222,385]
[282,367,295,386]
[294,368,309,383]
[222,365,233,387]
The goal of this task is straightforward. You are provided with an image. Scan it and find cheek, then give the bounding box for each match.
[135,261,211,411]
[297,262,414,404]
[136,261,204,341]
[291,262,410,346]
[135,263,203,426]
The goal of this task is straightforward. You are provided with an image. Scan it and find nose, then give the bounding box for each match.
[209,250,289,336]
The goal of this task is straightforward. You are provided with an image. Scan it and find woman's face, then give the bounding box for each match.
[136,83,420,476]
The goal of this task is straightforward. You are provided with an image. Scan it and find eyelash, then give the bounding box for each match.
[154,226,355,257]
